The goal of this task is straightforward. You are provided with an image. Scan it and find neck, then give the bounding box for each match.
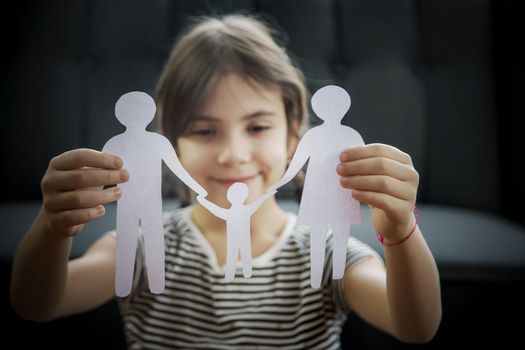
[324,120,340,128]
[125,126,144,133]
[191,196,289,239]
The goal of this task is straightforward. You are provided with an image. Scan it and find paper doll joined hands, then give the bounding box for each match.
[197,183,276,282]
[102,91,207,297]
[268,85,365,288]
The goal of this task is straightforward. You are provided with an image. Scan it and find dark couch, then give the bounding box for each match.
[2,0,524,348]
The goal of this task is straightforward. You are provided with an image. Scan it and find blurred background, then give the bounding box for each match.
[1,0,524,349]
[2,0,525,222]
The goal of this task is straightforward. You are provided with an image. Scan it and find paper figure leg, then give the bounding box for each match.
[309,223,327,289]
[332,222,351,279]
[115,211,139,297]
[239,228,252,278]
[142,213,165,294]
[224,231,238,282]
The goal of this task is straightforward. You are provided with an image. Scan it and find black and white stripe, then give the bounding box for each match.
[115,207,380,349]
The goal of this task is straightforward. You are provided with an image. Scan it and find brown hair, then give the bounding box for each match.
[155,14,308,204]
[156,15,308,142]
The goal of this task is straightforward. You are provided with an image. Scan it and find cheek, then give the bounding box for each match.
[258,135,289,175]
[177,141,208,179]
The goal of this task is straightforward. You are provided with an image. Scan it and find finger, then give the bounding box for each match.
[341,175,416,201]
[43,168,129,191]
[337,157,417,182]
[47,205,106,229]
[341,143,413,165]
[44,187,122,212]
[351,190,412,220]
[51,149,123,171]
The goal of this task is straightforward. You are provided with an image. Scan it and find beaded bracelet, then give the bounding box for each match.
[376,206,419,247]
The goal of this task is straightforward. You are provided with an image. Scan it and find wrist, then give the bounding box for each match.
[35,207,75,242]
[377,206,418,247]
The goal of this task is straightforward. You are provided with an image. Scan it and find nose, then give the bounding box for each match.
[217,132,251,165]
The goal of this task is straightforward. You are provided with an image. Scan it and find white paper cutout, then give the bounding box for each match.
[102,91,207,297]
[196,183,276,282]
[270,85,364,288]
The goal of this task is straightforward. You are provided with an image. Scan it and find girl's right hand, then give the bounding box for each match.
[40,148,129,238]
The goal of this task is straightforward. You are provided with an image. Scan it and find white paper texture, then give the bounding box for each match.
[197,183,276,282]
[271,85,364,288]
[102,91,207,297]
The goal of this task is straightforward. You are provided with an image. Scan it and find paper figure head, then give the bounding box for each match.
[115,91,156,129]
[227,182,250,205]
[311,85,351,124]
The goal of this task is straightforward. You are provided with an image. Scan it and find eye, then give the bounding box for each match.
[247,124,271,133]
[188,128,217,137]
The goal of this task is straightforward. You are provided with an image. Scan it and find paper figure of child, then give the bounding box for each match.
[196,183,276,282]
[102,91,207,297]
[269,85,364,288]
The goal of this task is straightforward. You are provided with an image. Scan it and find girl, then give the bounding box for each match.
[11,15,441,349]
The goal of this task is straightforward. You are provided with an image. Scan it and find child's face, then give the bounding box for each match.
[177,73,293,208]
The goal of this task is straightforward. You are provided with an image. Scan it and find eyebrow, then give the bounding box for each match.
[194,110,277,122]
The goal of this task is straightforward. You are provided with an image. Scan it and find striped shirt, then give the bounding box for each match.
[114,206,380,349]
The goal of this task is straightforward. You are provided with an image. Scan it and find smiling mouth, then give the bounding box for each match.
[212,175,258,187]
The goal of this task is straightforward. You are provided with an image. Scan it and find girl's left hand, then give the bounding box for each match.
[336,143,419,242]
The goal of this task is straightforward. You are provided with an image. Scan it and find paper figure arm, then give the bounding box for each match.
[348,128,365,147]
[247,190,277,214]
[268,130,312,192]
[161,138,208,196]
[101,137,118,155]
[196,195,228,219]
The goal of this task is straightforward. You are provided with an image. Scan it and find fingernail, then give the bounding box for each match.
[114,187,121,199]
[120,169,129,181]
[97,205,105,215]
[343,176,353,184]
[113,157,122,168]
[337,165,344,174]
[340,152,348,162]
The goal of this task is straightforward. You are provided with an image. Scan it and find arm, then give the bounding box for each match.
[10,149,128,321]
[161,138,207,196]
[247,190,277,214]
[268,131,311,192]
[338,144,441,344]
[196,196,228,219]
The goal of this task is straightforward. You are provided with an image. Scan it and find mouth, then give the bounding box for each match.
[212,174,258,187]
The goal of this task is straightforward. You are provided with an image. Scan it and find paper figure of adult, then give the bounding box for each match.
[269,85,364,288]
[102,91,207,297]
[197,183,276,282]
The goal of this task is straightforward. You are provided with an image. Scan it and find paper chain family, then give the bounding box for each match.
[102,85,364,297]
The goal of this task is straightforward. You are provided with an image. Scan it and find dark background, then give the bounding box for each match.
[1,0,524,222]
[1,0,524,349]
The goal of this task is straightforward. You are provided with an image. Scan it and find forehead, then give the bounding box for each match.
[199,73,284,119]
